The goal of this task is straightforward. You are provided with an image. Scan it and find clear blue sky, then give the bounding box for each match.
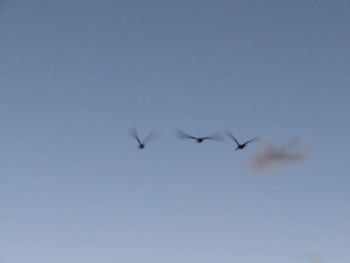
[0,0,349,262]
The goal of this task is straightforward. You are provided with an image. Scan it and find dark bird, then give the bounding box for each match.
[129,128,158,150]
[177,129,222,144]
[226,130,259,150]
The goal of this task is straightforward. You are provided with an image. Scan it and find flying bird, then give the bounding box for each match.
[129,128,158,150]
[177,129,222,144]
[226,130,259,150]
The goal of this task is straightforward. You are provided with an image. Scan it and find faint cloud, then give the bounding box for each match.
[305,251,325,263]
[250,137,311,172]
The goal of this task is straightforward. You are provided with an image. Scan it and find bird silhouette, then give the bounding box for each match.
[177,129,222,144]
[226,130,259,150]
[129,128,158,150]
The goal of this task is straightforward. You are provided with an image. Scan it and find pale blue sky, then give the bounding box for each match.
[0,0,349,262]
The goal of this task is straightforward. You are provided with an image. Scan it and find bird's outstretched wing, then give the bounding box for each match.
[128,127,141,144]
[226,130,240,146]
[177,130,198,140]
[244,137,259,145]
[203,132,223,141]
[143,130,159,144]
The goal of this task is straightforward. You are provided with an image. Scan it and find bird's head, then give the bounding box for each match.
[138,144,145,149]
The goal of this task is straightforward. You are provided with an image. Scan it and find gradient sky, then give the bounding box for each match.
[0,0,349,262]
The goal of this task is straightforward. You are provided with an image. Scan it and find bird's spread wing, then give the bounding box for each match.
[143,130,159,144]
[244,137,259,145]
[177,130,197,140]
[226,130,240,146]
[128,128,141,144]
[204,132,223,141]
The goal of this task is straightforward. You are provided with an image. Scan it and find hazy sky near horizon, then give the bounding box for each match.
[0,0,349,262]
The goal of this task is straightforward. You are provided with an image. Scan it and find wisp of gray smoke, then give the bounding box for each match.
[250,137,310,172]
